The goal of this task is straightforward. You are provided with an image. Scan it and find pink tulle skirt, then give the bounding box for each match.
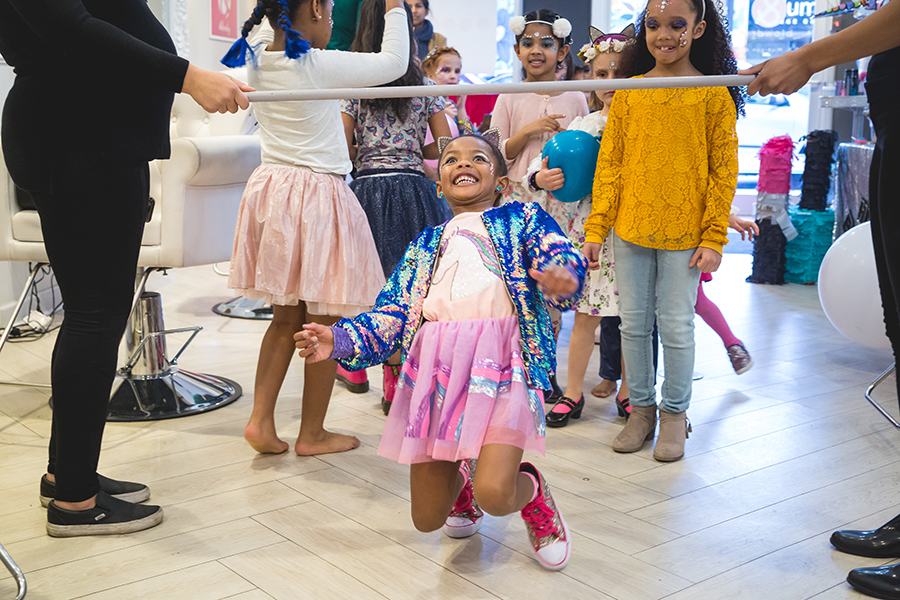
[229,165,385,317]
[377,316,546,464]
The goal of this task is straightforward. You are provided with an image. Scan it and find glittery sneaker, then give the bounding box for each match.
[442,459,483,538]
[726,344,753,374]
[519,463,570,570]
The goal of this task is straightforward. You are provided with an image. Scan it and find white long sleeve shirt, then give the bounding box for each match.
[249,8,410,174]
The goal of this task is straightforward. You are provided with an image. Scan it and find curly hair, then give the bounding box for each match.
[349,0,423,121]
[421,46,462,79]
[620,0,746,116]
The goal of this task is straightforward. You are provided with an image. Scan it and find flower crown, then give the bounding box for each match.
[437,119,502,154]
[508,14,573,43]
[577,24,635,62]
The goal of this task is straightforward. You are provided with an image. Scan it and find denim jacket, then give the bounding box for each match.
[334,201,587,390]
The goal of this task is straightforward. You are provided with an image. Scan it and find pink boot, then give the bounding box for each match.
[336,365,369,394]
[382,364,400,416]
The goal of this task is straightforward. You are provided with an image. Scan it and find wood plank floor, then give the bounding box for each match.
[1,253,897,599]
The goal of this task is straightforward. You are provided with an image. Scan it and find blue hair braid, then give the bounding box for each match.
[221,0,266,67]
[277,0,311,59]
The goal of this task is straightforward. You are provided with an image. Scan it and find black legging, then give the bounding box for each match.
[869,97,900,399]
[30,149,149,503]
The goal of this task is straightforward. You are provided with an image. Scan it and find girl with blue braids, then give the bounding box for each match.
[223,0,410,456]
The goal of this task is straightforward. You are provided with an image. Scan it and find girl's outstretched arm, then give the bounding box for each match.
[525,205,587,311]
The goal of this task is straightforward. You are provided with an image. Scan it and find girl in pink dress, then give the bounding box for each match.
[224,0,409,455]
[295,134,587,571]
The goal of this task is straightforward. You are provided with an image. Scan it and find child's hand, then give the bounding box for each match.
[529,266,578,300]
[526,114,565,138]
[582,242,602,271]
[294,323,334,363]
[445,102,459,120]
[728,215,759,240]
[536,157,565,191]
[689,247,722,273]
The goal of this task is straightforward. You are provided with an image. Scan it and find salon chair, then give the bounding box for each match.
[0,69,261,421]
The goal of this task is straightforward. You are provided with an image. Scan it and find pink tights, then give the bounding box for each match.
[695,282,741,348]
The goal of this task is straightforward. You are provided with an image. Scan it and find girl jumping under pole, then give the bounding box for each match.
[296,133,587,570]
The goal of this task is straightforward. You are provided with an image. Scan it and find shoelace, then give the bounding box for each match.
[451,483,476,516]
[523,499,559,538]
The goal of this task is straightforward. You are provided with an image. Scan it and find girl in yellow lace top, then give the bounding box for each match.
[582,0,744,462]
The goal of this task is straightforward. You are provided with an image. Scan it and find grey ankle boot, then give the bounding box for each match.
[653,410,691,462]
[612,404,657,453]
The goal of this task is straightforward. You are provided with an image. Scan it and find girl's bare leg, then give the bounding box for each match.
[244,303,306,454]
[563,313,603,400]
[294,310,361,455]
[409,460,465,532]
[472,444,533,516]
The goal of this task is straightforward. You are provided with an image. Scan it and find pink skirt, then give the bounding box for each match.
[377,316,546,464]
[229,165,385,317]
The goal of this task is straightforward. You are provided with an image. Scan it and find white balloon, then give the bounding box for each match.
[818,221,891,350]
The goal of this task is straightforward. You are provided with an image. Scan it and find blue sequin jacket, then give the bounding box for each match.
[334,201,588,390]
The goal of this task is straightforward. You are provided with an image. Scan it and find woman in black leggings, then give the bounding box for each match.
[0,0,250,537]
[743,5,900,597]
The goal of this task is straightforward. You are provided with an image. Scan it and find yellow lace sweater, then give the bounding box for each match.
[584,82,738,254]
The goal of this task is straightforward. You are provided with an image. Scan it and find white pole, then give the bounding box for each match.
[245,74,755,102]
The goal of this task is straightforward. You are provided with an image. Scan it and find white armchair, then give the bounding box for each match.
[0,71,261,420]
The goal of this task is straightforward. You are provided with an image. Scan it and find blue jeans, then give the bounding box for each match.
[613,232,701,414]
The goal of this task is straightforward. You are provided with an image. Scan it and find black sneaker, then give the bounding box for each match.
[40,474,151,508]
[47,491,163,537]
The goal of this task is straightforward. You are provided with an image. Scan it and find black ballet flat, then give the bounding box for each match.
[546,396,585,428]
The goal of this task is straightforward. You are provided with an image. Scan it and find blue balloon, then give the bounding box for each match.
[541,130,602,203]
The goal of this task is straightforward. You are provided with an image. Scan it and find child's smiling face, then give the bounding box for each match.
[644,0,705,67]
[437,137,509,215]
[515,23,567,81]
[431,54,462,86]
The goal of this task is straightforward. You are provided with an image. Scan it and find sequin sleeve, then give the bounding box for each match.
[332,236,424,370]
[524,203,588,311]
[700,89,738,254]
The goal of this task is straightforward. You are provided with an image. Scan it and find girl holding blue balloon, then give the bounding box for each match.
[583,0,743,462]
[525,27,634,427]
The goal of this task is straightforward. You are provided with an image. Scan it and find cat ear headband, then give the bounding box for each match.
[577,24,635,62]
[437,119,502,154]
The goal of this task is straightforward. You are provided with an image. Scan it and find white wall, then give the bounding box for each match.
[429,0,499,75]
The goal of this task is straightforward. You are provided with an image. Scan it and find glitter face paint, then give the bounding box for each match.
[678,30,688,47]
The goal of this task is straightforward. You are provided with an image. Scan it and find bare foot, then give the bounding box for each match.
[244,421,290,454]
[295,430,360,456]
[591,379,617,398]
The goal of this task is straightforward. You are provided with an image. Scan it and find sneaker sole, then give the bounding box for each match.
[442,517,483,539]
[336,374,369,394]
[46,507,163,537]
[734,359,753,375]
[40,488,151,509]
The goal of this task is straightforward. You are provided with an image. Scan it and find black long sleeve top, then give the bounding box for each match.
[0,0,190,192]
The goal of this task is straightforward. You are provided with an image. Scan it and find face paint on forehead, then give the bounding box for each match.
[656,0,669,12]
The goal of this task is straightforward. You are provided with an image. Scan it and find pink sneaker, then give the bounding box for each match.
[336,365,369,393]
[443,459,483,538]
[381,364,400,416]
[519,463,570,570]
